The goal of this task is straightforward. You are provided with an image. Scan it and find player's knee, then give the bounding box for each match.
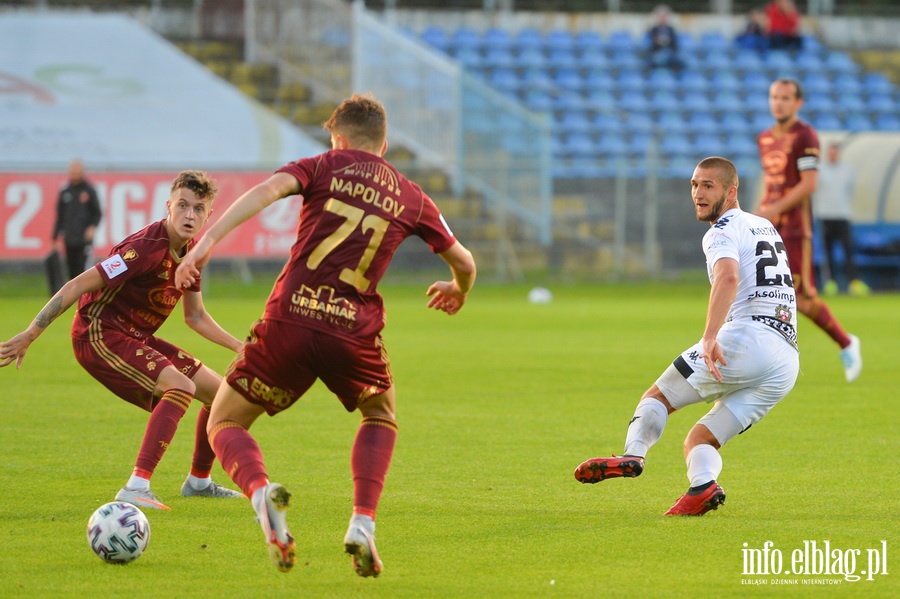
[683,424,719,457]
[156,367,196,397]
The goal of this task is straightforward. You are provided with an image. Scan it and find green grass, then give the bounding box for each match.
[0,275,897,598]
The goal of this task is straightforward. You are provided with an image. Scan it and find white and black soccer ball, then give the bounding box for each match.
[87,502,151,564]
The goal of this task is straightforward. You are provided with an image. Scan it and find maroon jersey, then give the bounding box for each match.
[757,119,819,240]
[266,149,457,340]
[71,219,199,341]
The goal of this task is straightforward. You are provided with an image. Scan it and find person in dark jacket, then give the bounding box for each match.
[53,159,102,280]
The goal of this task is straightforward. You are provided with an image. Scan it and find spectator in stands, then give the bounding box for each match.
[765,0,803,51]
[815,142,870,296]
[645,5,685,72]
[53,159,102,281]
[736,8,768,52]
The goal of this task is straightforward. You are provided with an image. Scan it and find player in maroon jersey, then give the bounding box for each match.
[0,171,244,509]
[757,77,862,382]
[175,93,477,576]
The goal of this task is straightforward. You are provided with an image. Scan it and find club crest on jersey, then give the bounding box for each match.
[775,304,793,322]
[123,248,139,261]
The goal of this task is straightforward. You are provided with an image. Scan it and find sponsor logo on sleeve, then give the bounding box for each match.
[101,254,129,279]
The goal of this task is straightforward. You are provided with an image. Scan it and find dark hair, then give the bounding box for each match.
[171,170,217,201]
[323,92,387,148]
[697,156,739,189]
[773,77,804,100]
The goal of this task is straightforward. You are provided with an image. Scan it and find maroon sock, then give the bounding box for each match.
[134,388,192,478]
[190,405,215,479]
[208,420,268,497]
[351,417,398,519]
[809,299,851,348]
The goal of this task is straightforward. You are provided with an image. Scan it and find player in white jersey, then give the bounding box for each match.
[573,157,800,515]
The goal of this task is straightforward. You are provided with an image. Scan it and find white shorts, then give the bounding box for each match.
[655,320,799,444]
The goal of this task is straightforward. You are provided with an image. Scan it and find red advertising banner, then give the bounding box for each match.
[0,172,302,260]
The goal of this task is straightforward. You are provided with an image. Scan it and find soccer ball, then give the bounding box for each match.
[86,502,151,564]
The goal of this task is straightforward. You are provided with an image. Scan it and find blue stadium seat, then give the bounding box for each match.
[743,91,770,116]
[724,133,759,159]
[596,132,629,156]
[547,48,578,71]
[733,50,765,75]
[647,68,679,93]
[592,111,624,136]
[823,51,859,76]
[552,67,583,92]
[862,73,895,96]
[795,51,825,76]
[867,93,896,117]
[616,70,646,93]
[649,90,680,114]
[659,135,694,158]
[608,30,638,53]
[610,49,643,72]
[703,51,733,73]
[698,31,730,55]
[803,93,836,114]
[577,46,610,69]
[679,69,709,93]
[488,68,519,94]
[694,134,726,158]
[452,46,482,69]
[710,90,742,112]
[617,89,649,113]
[574,30,605,55]
[681,90,713,113]
[655,110,690,136]
[482,27,513,53]
[553,90,587,113]
[483,48,514,70]
[741,70,771,95]
[765,50,797,77]
[661,153,696,178]
[557,110,593,136]
[875,113,900,131]
[833,73,863,96]
[523,89,554,112]
[813,113,843,130]
[677,32,697,56]
[688,112,719,136]
[844,113,874,132]
[520,68,554,91]
[584,90,617,111]
[583,68,615,92]
[421,26,449,52]
[804,71,831,96]
[516,47,545,69]
[514,27,543,53]
[546,29,575,53]
[450,27,481,53]
[627,112,656,136]
[719,111,752,137]
[835,92,866,114]
[710,71,741,93]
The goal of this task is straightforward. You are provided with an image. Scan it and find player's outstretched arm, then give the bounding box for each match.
[175,172,300,290]
[0,267,104,369]
[181,290,243,352]
[426,241,476,315]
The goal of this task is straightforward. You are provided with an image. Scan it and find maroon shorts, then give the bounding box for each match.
[226,319,393,415]
[73,333,201,411]
[781,235,817,298]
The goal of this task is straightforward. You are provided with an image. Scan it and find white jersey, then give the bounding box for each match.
[703,208,798,348]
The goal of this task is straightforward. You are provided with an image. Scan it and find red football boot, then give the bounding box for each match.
[574,455,644,483]
[664,482,726,516]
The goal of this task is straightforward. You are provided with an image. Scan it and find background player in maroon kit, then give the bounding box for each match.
[0,170,243,509]
[756,77,862,382]
[175,93,477,576]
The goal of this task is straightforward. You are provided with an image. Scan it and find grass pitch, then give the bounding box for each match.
[0,273,896,598]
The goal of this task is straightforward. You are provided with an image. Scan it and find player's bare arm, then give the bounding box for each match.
[181,290,243,352]
[701,257,739,382]
[757,170,818,222]
[0,267,105,369]
[426,241,477,315]
[176,172,299,290]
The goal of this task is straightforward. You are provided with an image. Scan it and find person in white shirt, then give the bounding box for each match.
[815,143,870,296]
[574,156,800,516]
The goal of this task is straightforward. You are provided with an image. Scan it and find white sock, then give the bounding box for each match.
[623,398,668,457]
[250,486,266,515]
[686,444,723,488]
[187,474,211,491]
[126,475,150,491]
[349,513,375,534]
